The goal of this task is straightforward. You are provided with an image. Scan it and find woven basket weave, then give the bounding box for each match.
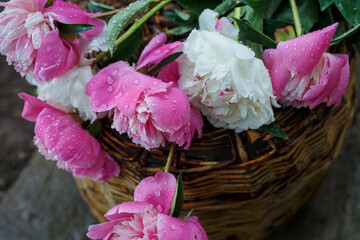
[72,1,357,239]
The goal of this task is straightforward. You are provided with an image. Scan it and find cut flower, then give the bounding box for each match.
[87,172,208,240]
[263,23,350,109]
[86,60,203,150]
[19,93,120,181]
[178,9,277,133]
[0,0,105,81]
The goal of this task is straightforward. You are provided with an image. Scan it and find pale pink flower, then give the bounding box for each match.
[0,0,104,81]
[19,93,120,181]
[87,172,208,240]
[263,23,350,109]
[86,61,203,150]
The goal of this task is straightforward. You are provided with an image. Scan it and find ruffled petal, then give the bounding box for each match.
[136,41,183,70]
[134,172,177,215]
[19,92,53,122]
[87,221,118,240]
[158,61,180,85]
[215,17,239,41]
[34,29,79,82]
[157,214,195,240]
[104,202,153,221]
[44,0,105,39]
[145,87,190,132]
[138,32,167,67]
[262,49,291,99]
[276,23,338,77]
[199,8,218,32]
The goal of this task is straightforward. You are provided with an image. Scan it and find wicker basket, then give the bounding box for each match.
[73,1,357,239]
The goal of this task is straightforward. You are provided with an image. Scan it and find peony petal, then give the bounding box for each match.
[114,64,171,116]
[326,54,349,106]
[276,23,338,77]
[138,32,167,68]
[262,49,291,99]
[86,61,127,112]
[87,221,118,240]
[199,8,218,32]
[157,214,195,240]
[134,172,177,215]
[44,0,105,39]
[185,216,209,240]
[136,41,183,70]
[104,202,153,221]
[157,61,180,85]
[145,87,190,132]
[215,17,239,41]
[34,29,79,82]
[19,92,53,122]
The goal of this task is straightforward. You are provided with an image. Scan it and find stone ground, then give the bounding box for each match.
[0,57,359,240]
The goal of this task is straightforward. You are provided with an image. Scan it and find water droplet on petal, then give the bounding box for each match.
[107,86,114,92]
[134,79,139,84]
[106,76,114,84]
[170,224,176,231]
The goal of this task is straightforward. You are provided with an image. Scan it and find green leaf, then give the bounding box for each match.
[87,0,115,13]
[330,24,360,46]
[106,0,152,55]
[264,0,283,19]
[56,22,95,35]
[169,174,184,218]
[182,209,194,221]
[103,26,143,66]
[174,9,191,21]
[260,122,288,140]
[237,0,271,16]
[214,0,236,15]
[175,0,223,15]
[148,52,183,76]
[167,25,194,35]
[264,19,293,39]
[335,0,360,26]
[318,0,334,11]
[275,25,296,42]
[234,18,277,48]
[86,120,102,140]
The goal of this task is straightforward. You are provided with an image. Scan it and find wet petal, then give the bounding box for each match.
[134,172,177,215]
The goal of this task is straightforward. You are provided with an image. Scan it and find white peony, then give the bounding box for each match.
[27,65,97,122]
[178,9,278,133]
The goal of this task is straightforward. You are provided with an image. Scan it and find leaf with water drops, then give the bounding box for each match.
[87,0,115,13]
[56,22,95,35]
[169,174,184,218]
[335,0,360,26]
[260,122,288,140]
[106,0,153,55]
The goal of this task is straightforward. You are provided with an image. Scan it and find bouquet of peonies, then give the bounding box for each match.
[1,0,359,239]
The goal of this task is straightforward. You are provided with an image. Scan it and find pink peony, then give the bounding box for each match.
[87,172,208,240]
[19,93,120,181]
[0,0,104,81]
[86,61,203,150]
[263,23,350,109]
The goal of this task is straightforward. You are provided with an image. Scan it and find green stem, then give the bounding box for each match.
[234,1,241,29]
[95,0,173,63]
[289,0,302,37]
[164,143,176,173]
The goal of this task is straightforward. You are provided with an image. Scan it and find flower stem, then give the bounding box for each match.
[234,1,241,29]
[95,0,173,63]
[93,9,120,18]
[164,143,176,173]
[289,0,302,37]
